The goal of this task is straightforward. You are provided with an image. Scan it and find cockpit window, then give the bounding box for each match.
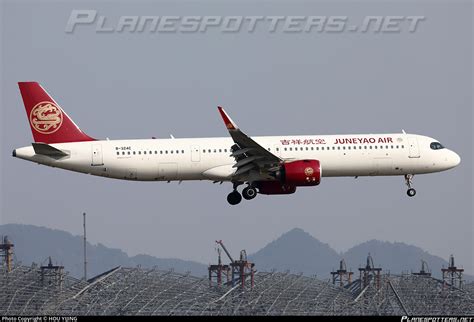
[430,142,444,150]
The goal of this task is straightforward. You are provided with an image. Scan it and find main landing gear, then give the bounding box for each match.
[227,190,242,205]
[242,186,257,200]
[227,182,257,205]
[404,174,416,197]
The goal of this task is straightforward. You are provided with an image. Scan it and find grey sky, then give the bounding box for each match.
[1,1,472,275]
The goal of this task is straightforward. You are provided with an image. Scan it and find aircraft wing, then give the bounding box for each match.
[217,106,281,181]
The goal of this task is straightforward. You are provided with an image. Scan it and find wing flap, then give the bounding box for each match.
[233,155,264,168]
[230,147,255,157]
[233,163,257,176]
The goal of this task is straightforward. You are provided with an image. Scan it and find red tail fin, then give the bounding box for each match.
[18,82,95,144]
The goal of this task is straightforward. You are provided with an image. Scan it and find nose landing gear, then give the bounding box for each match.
[404,174,416,197]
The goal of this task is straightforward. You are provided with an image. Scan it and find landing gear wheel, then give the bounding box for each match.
[242,186,257,200]
[227,191,242,205]
[404,174,416,198]
[407,188,416,197]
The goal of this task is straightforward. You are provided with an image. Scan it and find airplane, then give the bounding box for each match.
[13,82,461,205]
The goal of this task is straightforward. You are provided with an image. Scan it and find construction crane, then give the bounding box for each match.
[215,240,234,263]
[215,240,255,288]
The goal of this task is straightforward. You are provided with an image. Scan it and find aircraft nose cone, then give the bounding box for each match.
[452,151,461,167]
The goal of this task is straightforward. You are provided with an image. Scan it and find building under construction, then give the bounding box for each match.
[0,238,473,316]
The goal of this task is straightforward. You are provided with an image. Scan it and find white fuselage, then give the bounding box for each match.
[13,133,460,182]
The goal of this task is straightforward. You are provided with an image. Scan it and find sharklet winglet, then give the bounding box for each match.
[217,106,238,130]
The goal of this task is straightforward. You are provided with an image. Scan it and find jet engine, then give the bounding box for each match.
[255,160,321,195]
[277,159,321,186]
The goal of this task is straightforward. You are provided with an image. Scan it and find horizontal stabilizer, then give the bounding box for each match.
[32,143,68,158]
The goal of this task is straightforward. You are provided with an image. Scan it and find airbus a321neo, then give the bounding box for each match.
[13,82,461,205]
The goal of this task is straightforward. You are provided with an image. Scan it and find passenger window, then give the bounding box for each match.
[208,149,211,153]
[276,148,279,152]
[165,151,168,154]
[219,149,222,153]
[128,151,130,155]
[170,150,173,154]
[182,150,184,153]
[332,147,335,150]
[133,151,136,155]
[116,152,120,156]
[402,145,404,149]
[369,146,372,149]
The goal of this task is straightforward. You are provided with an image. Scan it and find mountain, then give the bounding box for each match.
[343,240,449,277]
[249,228,472,281]
[0,224,208,278]
[249,228,340,278]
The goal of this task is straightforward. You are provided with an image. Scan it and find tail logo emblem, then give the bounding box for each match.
[304,167,314,176]
[29,102,63,134]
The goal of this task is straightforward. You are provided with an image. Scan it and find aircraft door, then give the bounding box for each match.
[408,137,420,158]
[92,144,104,166]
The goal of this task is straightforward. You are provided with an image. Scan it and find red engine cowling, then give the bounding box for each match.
[256,181,297,195]
[280,160,321,186]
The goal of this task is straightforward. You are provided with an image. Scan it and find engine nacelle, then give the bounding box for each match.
[256,181,297,195]
[280,160,321,186]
